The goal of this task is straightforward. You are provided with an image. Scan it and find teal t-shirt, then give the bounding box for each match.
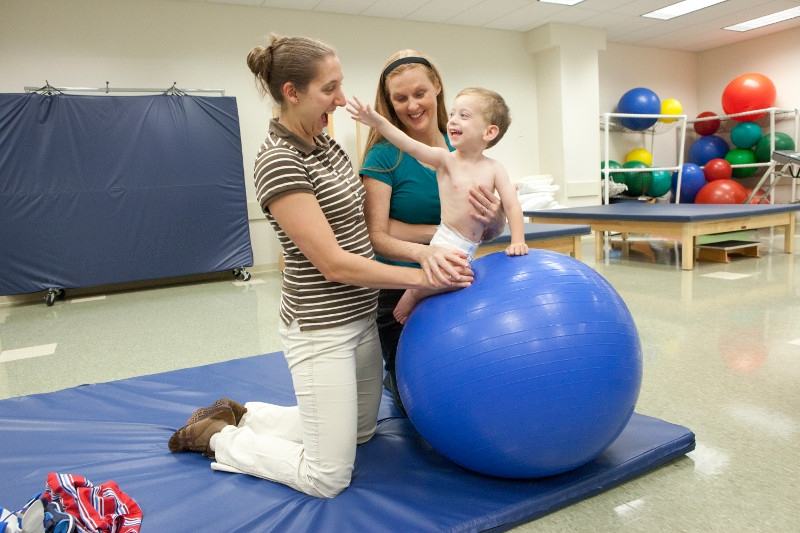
[360,136,453,267]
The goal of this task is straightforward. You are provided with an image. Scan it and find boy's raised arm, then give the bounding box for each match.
[347,97,448,169]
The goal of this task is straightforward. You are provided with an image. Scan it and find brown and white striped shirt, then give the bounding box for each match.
[254,119,378,331]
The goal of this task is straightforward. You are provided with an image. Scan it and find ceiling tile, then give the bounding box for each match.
[540,7,603,25]
[603,0,710,16]
[362,0,429,19]
[207,0,265,5]
[448,0,530,27]
[313,0,377,16]
[578,12,652,31]
[578,0,637,10]
[484,2,570,31]
[405,0,486,24]
[261,0,321,9]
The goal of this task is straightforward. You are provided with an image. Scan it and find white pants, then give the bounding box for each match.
[209,314,383,498]
[430,223,480,260]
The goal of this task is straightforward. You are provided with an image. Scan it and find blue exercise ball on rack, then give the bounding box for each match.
[688,135,729,166]
[617,88,661,130]
[672,163,707,203]
[396,251,643,479]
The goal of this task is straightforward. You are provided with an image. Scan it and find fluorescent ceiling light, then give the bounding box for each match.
[642,0,727,20]
[724,6,800,32]
[538,0,585,6]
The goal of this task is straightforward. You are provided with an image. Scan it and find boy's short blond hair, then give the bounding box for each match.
[456,87,511,148]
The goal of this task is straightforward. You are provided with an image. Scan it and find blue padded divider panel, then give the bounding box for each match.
[0,353,696,532]
[0,93,253,295]
[525,202,800,222]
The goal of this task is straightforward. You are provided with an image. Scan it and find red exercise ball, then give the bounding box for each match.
[694,111,720,136]
[695,179,748,204]
[703,158,733,181]
[721,73,776,121]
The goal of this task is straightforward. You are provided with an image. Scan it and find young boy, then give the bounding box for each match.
[348,87,527,323]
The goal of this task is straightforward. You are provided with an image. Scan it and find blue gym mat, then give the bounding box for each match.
[0,353,695,532]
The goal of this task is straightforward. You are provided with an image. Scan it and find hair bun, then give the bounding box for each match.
[246,45,270,77]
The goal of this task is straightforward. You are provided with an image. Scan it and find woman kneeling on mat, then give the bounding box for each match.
[167,34,472,498]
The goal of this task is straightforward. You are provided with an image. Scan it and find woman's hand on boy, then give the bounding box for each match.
[469,185,505,240]
[419,245,473,288]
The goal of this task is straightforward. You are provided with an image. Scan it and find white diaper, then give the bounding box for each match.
[430,224,481,261]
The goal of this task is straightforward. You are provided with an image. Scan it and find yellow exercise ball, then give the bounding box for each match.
[660,98,683,123]
[625,147,653,166]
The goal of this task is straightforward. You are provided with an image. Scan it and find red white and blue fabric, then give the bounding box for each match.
[43,473,142,533]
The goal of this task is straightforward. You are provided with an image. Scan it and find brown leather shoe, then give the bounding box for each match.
[186,398,247,426]
[168,405,235,455]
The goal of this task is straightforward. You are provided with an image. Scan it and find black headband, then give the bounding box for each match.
[380,56,432,84]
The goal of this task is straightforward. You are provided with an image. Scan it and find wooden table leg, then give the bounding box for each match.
[785,215,796,253]
[681,227,695,271]
[572,235,582,260]
[594,231,604,263]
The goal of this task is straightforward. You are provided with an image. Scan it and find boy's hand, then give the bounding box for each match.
[505,242,529,256]
[346,97,381,128]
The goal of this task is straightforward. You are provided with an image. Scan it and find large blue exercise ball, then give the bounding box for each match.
[396,251,643,478]
[617,87,661,130]
[672,163,706,203]
[688,135,729,166]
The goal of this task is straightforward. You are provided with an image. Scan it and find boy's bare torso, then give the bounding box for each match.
[438,153,497,243]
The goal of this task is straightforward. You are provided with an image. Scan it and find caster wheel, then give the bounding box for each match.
[233,268,250,281]
[45,288,64,306]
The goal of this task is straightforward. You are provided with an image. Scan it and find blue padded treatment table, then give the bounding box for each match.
[477,223,590,259]
[525,203,800,270]
[0,353,695,532]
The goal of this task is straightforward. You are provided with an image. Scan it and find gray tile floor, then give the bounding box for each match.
[1,233,798,532]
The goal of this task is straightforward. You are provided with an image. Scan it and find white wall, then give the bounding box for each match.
[534,47,565,193]
[0,0,539,268]
[599,43,698,171]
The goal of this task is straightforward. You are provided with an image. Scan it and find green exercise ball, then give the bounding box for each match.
[601,159,624,183]
[754,132,796,162]
[622,161,649,196]
[647,170,672,198]
[725,149,757,178]
[730,122,762,149]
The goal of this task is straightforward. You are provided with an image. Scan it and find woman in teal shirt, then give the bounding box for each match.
[360,50,505,413]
